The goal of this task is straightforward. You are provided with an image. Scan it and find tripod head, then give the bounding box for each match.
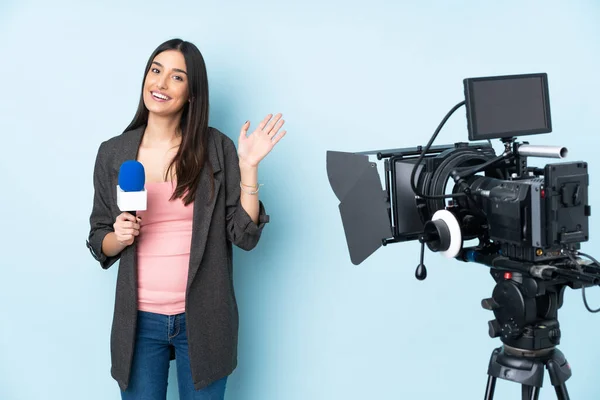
[459,247,600,352]
[484,271,573,352]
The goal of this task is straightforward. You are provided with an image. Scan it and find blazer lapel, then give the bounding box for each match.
[187,133,223,290]
[109,126,145,242]
[110,126,145,189]
[109,126,146,301]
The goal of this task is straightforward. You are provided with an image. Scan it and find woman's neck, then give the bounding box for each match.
[143,112,182,146]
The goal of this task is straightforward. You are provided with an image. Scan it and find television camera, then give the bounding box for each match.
[326,73,600,400]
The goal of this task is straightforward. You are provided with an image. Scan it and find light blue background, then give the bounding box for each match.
[1,0,599,399]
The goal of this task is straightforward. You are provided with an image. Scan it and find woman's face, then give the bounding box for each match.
[143,50,190,118]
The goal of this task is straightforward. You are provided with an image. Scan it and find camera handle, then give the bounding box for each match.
[415,240,427,280]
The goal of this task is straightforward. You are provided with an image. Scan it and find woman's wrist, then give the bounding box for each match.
[239,161,258,186]
[102,232,127,257]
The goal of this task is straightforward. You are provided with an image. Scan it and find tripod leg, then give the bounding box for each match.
[530,386,540,400]
[554,384,570,400]
[545,349,571,400]
[484,375,496,400]
[522,385,540,400]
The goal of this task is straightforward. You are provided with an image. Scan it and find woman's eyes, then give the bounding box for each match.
[151,68,183,81]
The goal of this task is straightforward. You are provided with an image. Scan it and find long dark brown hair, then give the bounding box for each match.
[123,38,212,206]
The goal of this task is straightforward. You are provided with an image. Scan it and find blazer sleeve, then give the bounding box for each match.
[86,141,120,269]
[223,136,270,251]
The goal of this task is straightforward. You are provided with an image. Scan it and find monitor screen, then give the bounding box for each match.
[464,73,552,141]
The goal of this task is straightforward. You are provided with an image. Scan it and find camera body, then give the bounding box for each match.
[461,162,590,262]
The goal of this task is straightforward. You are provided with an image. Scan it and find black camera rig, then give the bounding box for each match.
[326,73,599,399]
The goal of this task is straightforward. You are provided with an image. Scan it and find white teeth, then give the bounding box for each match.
[152,92,169,100]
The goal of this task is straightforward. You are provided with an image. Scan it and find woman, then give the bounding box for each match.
[86,38,286,399]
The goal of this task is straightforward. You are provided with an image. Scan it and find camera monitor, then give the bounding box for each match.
[464,73,552,141]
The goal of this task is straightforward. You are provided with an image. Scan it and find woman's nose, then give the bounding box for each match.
[157,76,167,90]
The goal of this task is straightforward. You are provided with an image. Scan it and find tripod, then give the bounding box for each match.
[484,343,571,400]
[478,265,584,400]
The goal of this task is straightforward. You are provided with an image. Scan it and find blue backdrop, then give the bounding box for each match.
[1,1,599,399]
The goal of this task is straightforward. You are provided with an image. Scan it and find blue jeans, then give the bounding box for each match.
[121,311,228,400]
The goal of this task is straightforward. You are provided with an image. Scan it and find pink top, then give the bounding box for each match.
[135,181,194,315]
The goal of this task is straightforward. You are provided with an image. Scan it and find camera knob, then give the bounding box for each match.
[488,320,502,338]
[549,328,561,345]
[481,298,500,310]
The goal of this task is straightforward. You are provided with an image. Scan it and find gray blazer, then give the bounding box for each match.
[86,125,269,390]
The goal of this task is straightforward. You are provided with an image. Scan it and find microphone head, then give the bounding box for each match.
[118,160,145,192]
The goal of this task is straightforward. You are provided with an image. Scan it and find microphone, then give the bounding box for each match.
[117,160,147,212]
